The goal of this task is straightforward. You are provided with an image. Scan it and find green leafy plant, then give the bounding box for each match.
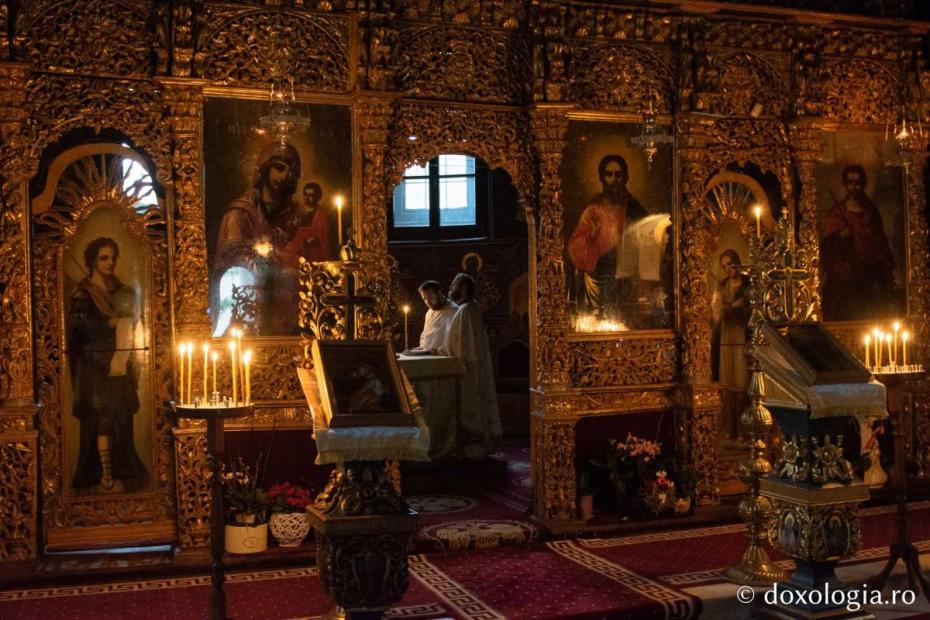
[222,455,269,524]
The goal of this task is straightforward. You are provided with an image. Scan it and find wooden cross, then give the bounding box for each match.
[765,244,810,322]
[319,269,377,341]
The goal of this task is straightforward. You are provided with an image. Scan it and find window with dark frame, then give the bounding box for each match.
[389,154,489,241]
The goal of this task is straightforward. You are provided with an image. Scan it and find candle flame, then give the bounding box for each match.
[243,349,253,364]
[403,304,410,314]
[864,335,870,344]
[335,195,344,209]
[894,321,901,332]
[228,341,236,352]
[211,351,218,362]
[903,331,910,342]
[573,314,629,333]
[252,240,273,257]
[753,205,762,219]
[187,341,194,354]
[202,343,209,354]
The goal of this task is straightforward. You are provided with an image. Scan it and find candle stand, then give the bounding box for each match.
[174,402,252,620]
[869,368,929,600]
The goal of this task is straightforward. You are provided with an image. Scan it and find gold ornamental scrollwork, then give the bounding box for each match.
[819,58,900,124]
[395,25,531,104]
[396,1,526,29]
[568,335,676,388]
[533,414,575,523]
[13,0,155,78]
[173,430,210,549]
[386,103,535,202]
[0,436,37,559]
[568,43,673,112]
[197,6,350,91]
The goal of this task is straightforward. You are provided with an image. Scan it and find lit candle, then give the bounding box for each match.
[885,332,893,369]
[335,195,344,247]
[873,327,880,366]
[211,351,218,395]
[877,332,884,367]
[903,331,910,367]
[234,329,244,399]
[864,334,871,369]
[202,343,209,402]
[753,204,762,238]
[177,343,185,404]
[243,349,253,405]
[229,340,238,404]
[893,321,901,366]
[403,304,410,351]
[186,342,194,404]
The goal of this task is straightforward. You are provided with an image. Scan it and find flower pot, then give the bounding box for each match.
[225,522,268,554]
[269,512,311,547]
[578,494,594,521]
[675,497,693,515]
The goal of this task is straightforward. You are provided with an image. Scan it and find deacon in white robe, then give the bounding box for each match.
[442,273,502,460]
[407,280,458,354]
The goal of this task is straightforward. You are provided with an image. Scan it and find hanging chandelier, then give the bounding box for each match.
[883,104,924,174]
[630,91,673,171]
[259,13,308,145]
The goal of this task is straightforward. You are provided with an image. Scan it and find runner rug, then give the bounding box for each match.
[0,543,700,620]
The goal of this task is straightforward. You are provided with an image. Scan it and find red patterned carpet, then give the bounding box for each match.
[6,503,930,619]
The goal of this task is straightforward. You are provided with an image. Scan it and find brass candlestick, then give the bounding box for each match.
[725,232,787,586]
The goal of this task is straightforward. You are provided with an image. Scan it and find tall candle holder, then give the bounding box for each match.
[868,364,929,601]
[173,399,253,620]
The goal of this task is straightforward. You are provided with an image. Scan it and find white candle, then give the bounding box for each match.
[873,328,880,366]
[903,331,910,367]
[864,335,870,369]
[243,349,253,405]
[202,343,209,402]
[403,304,410,351]
[211,351,218,395]
[335,195,344,247]
[885,333,892,369]
[177,343,185,404]
[186,342,194,404]
[893,321,901,366]
[229,340,238,404]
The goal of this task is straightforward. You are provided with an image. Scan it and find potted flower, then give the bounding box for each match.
[222,456,269,554]
[642,469,677,516]
[601,433,662,517]
[267,482,315,547]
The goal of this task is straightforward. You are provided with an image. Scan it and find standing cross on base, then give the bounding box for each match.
[319,264,376,341]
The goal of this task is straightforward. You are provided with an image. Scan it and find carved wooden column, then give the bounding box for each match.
[357,95,392,260]
[529,104,575,526]
[676,113,719,502]
[161,78,212,549]
[788,118,823,319]
[0,61,39,561]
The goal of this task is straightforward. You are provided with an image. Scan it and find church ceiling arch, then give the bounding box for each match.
[13,0,155,78]
[568,43,674,112]
[197,7,350,91]
[386,104,535,203]
[395,25,532,105]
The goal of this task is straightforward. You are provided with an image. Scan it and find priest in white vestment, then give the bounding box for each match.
[406,280,458,354]
[442,273,502,460]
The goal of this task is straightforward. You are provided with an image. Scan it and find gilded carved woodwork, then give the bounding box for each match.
[173,429,211,548]
[536,389,673,416]
[396,0,526,29]
[675,385,720,501]
[26,76,172,185]
[13,0,156,78]
[905,159,930,358]
[774,435,855,484]
[32,150,176,538]
[0,433,37,559]
[565,8,673,42]
[788,119,823,316]
[567,334,676,388]
[706,51,789,118]
[530,106,570,388]
[386,103,535,201]
[395,25,531,104]
[532,414,575,522]
[819,58,900,124]
[357,96,392,257]
[197,6,350,91]
[568,43,674,113]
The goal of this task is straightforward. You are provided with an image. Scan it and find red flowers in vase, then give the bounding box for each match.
[267,482,314,513]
